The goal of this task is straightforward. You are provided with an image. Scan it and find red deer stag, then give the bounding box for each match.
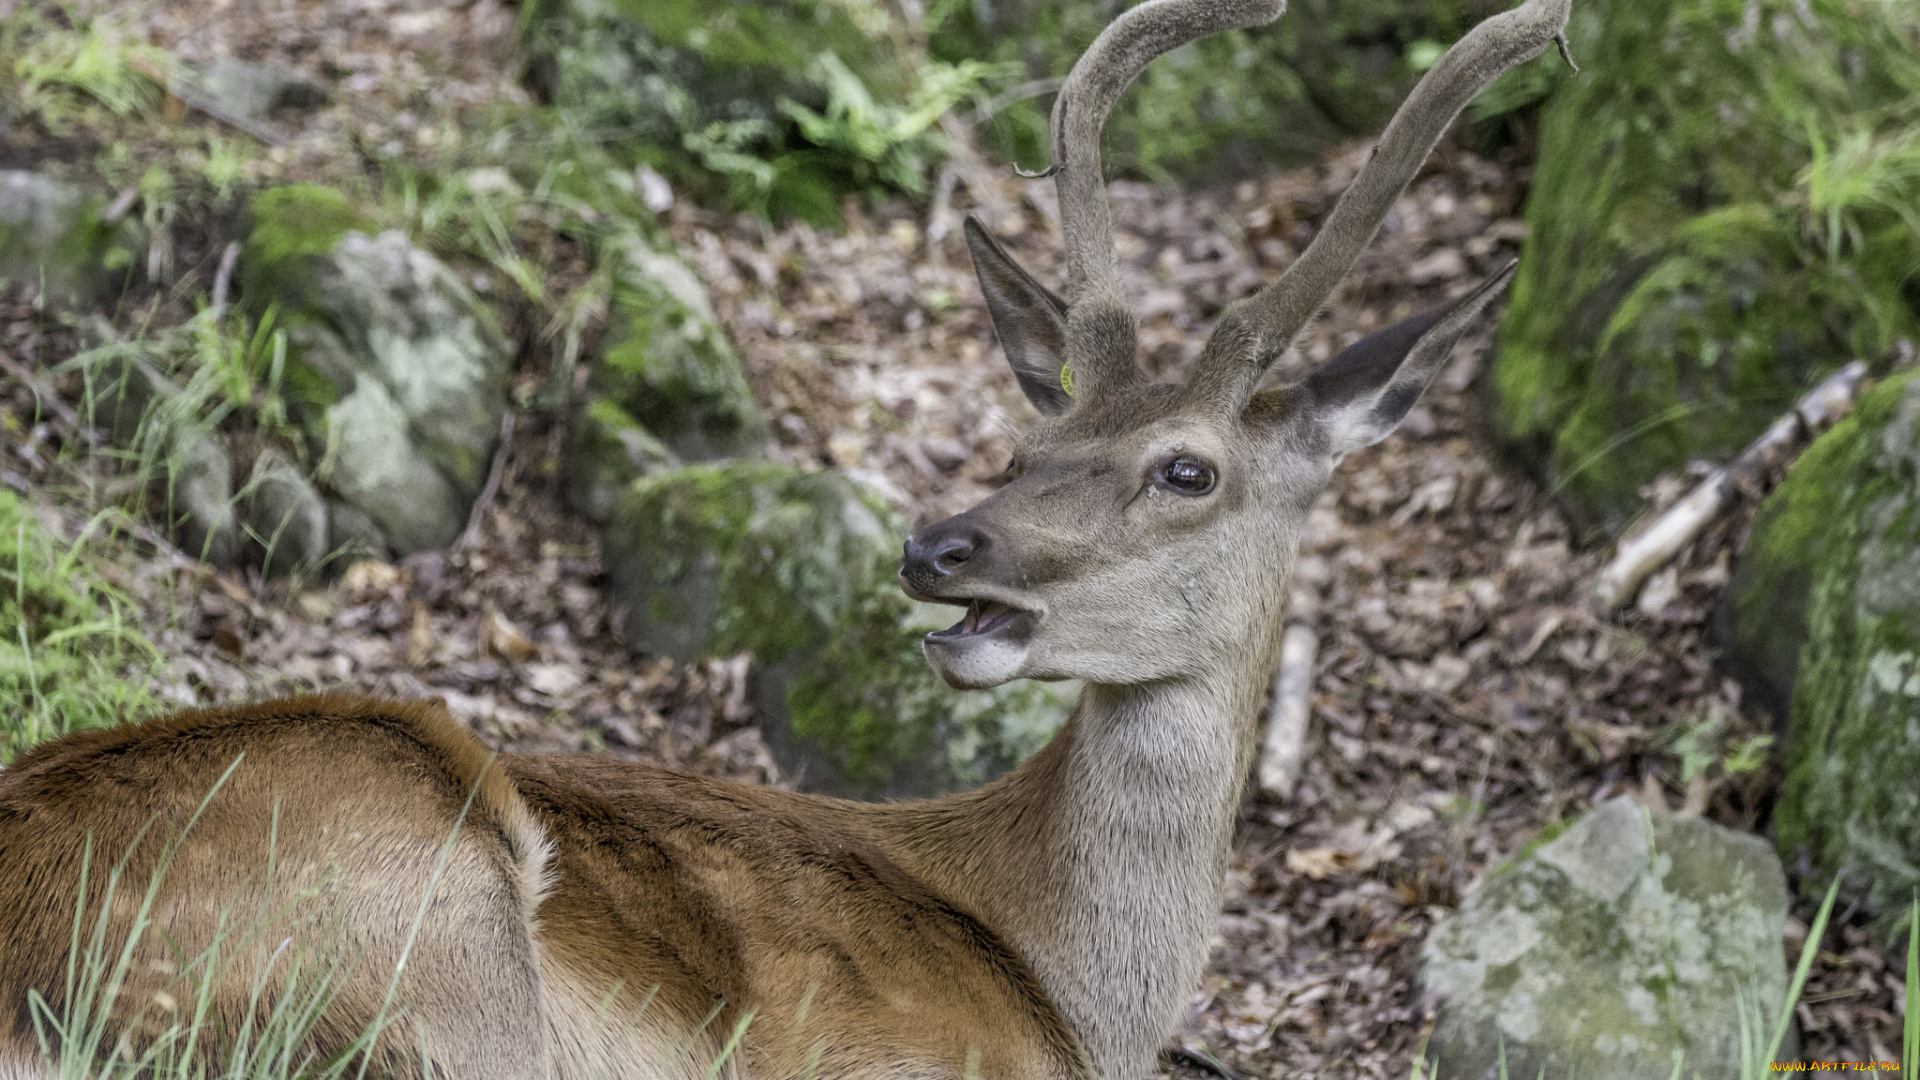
[0,0,1571,1075]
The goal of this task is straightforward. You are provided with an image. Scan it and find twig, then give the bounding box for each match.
[209,241,241,323]
[1258,585,1321,801]
[0,346,95,444]
[1593,361,1869,609]
[454,409,515,552]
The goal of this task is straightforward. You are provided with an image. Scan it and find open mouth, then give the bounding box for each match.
[927,598,1033,642]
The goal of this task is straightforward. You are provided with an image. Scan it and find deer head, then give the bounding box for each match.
[901,0,1568,694]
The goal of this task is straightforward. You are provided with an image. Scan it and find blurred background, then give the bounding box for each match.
[1,0,1916,1075]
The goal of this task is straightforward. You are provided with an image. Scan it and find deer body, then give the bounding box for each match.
[0,0,1571,1075]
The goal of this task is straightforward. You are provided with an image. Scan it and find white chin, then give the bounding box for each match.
[922,633,1031,689]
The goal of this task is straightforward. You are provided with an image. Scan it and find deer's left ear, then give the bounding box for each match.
[1304,261,1516,457]
[965,216,1074,416]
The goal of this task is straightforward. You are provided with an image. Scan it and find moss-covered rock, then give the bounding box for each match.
[929,0,1477,179]
[604,461,1069,798]
[1422,797,1795,1080]
[242,190,513,555]
[1723,369,1920,915]
[567,229,761,522]
[0,171,122,307]
[1490,0,1920,537]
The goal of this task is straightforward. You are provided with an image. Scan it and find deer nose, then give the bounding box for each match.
[902,525,986,582]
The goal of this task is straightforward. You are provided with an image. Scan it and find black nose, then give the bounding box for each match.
[902,522,987,585]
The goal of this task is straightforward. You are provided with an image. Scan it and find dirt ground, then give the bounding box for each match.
[1,0,1910,1075]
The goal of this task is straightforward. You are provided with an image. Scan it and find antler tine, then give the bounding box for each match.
[1049,0,1285,396]
[1190,0,1572,412]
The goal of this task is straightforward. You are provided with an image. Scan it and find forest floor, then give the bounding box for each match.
[0,0,1910,1075]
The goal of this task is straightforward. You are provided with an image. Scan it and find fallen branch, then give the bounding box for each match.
[454,409,516,553]
[209,241,241,323]
[1593,360,1869,610]
[1258,585,1321,801]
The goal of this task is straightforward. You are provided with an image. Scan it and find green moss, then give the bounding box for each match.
[0,492,163,761]
[243,184,373,268]
[605,461,1067,797]
[1490,0,1920,537]
[1737,369,1920,915]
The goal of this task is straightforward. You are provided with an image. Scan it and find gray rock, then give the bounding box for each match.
[164,428,237,569]
[242,448,329,576]
[86,356,236,568]
[0,171,116,307]
[174,60,326,126]
[254,228,513,555]
[327,500,391,565]
[1421,797,1796,1080]
[604,460,1068,799]
[579,230,763,464]
[565,397,680,524]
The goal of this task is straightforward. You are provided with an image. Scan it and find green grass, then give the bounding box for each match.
[0,490,165,762]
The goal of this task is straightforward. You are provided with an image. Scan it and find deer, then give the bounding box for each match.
[0,0,1571,1076]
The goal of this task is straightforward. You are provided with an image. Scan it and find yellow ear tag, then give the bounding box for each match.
[1059,362,1075,398]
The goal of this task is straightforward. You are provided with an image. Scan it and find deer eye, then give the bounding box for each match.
[1156,456,1216,496]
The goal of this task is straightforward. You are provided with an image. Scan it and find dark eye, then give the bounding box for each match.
[1157,456,1216,496]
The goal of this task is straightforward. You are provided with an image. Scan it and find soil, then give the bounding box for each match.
[0,0,1909,1075]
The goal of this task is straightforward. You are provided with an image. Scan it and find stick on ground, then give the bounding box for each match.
[1593,360,1869,610]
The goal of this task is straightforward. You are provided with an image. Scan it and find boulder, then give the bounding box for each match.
[1488,0,1920,537]
[88,356,237,568]
[242,448,330,576]
[163,427,238,569]
[566,229,759,523]
[243,187,513,555]
[1721,368,1920,915]
[1422,797,1796,1080]
[173,60,326,128]
[0,171,119,307]
[604,461,1069,798]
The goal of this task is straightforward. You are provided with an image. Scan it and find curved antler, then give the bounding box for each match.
[1187,0,1572,413]
[1048,0,1286,399]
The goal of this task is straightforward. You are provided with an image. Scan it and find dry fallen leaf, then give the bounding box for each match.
[341,560,402,593]
[483,609,537,662]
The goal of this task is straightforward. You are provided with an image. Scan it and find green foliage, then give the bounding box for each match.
[1,7,166,133]
[1491,0,1920,536]
[0,492,163,763]
[528,0,984,222]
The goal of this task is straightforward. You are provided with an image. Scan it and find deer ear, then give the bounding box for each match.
[965,216,1073,416]
[1303,261,1516,456]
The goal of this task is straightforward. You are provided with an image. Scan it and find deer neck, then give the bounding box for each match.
[878,613,1284,1079]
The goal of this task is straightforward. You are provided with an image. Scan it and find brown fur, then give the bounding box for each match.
[0,696,1089,1079]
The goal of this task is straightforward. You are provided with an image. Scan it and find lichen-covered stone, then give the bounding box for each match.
[242,195,512,555]
[0,171,119,307]
[172,60,326,128]
[1422,797,1795,1080]
[1489,0,1920,537]
[242,448,329,576]
[1723,369,1920,915]
[604,460,1069,798]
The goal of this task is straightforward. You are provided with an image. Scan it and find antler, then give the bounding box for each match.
[1048,0,1286,400]
[1187,0,1573,412]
